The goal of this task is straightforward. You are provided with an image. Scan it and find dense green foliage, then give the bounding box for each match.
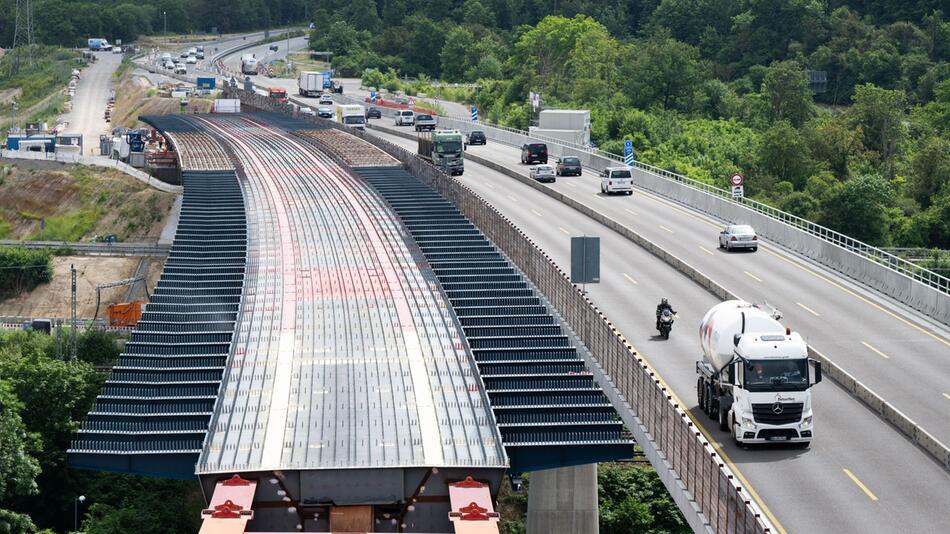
[0,248,53,299]
[319,0,949,248]
[0,47,77,124]
[0,330,202,533]
[0,0,308,46]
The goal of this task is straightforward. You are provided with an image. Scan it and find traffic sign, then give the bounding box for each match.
[731,185,744,199]
[408,98,415,108]
[623,140,634,166]
[730,173,744,186]
[471,105,478,122]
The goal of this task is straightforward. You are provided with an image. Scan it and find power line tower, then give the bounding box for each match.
[10,0,37,75]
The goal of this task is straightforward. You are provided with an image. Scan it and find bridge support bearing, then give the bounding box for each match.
[526,464,599,534]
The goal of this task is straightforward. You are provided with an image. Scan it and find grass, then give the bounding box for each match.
[0,46,78,127]
[26,94,67,126]
[113,56,135,79]
[0,219,11,239]
[29,208,100,242]
[287,51,330,74]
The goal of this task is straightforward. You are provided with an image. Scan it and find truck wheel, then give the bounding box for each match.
[705,387,716,419]
[697,379,705,411]
[718,405,729,431]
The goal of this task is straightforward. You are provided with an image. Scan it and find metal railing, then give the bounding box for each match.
[228,87,775,533]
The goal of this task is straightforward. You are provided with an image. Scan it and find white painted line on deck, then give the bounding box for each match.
[659,225,674,233]
[507,194,518,202]
[699,246,715,255]
[861,341,890,360]
[558,227,570,235]
[743,271,763,283]
[942,393,950,401]
[483,182,495,189]
[623,273,638,285]
[531,209,543,217]
[624,208,639,216]
[797,302,821,317]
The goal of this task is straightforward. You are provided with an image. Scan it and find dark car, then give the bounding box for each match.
[466,130,486,145]
[269,44,279,52]
[365,106,382,119]
[556,156,582,176]
[521,142,548,164]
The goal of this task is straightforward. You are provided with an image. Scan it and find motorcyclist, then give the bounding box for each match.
[656,298,676,330]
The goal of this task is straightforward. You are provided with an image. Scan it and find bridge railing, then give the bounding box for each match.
[223,88,775,533]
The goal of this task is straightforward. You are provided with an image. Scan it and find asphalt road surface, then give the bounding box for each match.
[60,51,122,154]
[364,125,950,534]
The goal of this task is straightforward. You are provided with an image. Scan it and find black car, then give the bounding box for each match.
[556,156,582,176]
[466,130,486,145]
[365,106,382,119]
[269,44,279,51]
[521,142,548,164]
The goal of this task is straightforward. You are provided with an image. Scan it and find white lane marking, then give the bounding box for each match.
[531,209,543,217]
[699,246,715,255]
[743,271,763,283]
[861,341,890,360]
[483,182,495,189]
[943,393,950,401]
[624,208,639,216]
[507,194,518,202]
[558,227,570,235]
[797,302,821,316]
[659,225,674,233]
[565,182,578,188]
[623,273,638,285]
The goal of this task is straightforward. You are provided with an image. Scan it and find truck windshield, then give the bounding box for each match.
[743,359,808,391]
[343,116,365,125]
[436,141,462,153]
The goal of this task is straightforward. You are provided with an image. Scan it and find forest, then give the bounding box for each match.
[310,0,950,250]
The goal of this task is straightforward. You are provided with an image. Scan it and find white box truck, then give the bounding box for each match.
[298,71,324,97]
[337,104,366,130]
[696,300,821,446]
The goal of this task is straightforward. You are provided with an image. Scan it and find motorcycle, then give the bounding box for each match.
[657,308,674,339]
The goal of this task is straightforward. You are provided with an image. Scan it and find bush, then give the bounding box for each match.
[0,247,53,298]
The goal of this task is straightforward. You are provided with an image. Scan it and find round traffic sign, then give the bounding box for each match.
[730,173,744,186]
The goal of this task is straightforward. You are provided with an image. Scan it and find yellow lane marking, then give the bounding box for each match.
[744,271,763,283]
[942,393,950,401]
[797,302,821,316]
[637,189,948,346]
[659,225,674,233]
[699,246,715,255]
[558,227,570,235]
[842,469,879,501]
[506,194,518,202]
[623,273,638,285]
[624,208,639,216]
[531,209,543,217]
[763,248,949,347]
[861,341,890,360]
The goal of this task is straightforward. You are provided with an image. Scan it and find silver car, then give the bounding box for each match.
[529,164,556,183]
[719,224,758,252]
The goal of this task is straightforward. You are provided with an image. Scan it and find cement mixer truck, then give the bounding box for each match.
[696,300,822,446]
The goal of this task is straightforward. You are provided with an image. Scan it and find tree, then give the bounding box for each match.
[758,121,813,188]
[848,84,907,176]
[440,27,478,82]
[761,60,814,127]
[622,36,707,111]
[0,379,41,534]
[403,14,446,75]
[820,174,893,245]
[806,116,864,179]
[462,0,495,27]
[910,136,950,208]
[598,463,688,533]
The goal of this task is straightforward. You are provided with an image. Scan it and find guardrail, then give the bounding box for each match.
[228,87,775,534]
[0,240,170,256]
[331,91,950,324]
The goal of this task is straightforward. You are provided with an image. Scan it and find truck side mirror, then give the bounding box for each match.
[809,359,822,386]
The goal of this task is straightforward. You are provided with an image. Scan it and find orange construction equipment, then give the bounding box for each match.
[106,301,144,327]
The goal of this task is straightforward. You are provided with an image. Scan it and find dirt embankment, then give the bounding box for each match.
[0,160,176,241]
[112,74,213,129]
[0,256,164,319]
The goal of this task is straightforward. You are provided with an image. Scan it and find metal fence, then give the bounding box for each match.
[229,88,774,533]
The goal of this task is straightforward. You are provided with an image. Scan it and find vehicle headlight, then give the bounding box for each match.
[741,416,755,428]
[801,416,812,426]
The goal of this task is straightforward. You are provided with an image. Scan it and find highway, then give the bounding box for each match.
[363,125,950,534]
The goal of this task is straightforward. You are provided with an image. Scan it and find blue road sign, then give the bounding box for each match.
[471,106,478,122]
[623,139,634,166]
[370,91,377,103]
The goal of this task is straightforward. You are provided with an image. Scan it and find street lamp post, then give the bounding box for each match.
[163,11,167,36]
[75,495,86,531]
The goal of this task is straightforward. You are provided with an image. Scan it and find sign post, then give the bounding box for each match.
[730,173,745,200]
[623,140,635,166]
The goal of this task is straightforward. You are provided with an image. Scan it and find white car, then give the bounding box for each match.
[174,65,187,75]
[299,107,316,116]
[719,225,759,252]
[394,109,415,126]
[186,55,197,64]
[318,94,333,105]
[164,60,175,70]
[600,166,634,195]
[529,164,556,183]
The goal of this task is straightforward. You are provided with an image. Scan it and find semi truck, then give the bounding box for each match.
[418,129,465,175]
[241,54,258,75]
[87,38,112,51]
[337,104,366,130]
[298,71,324,97]
[696,300,821,446]
[268,88,288,103]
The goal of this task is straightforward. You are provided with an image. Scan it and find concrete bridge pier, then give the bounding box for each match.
[526,464,599,534]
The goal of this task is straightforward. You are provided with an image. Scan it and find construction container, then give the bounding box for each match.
[107,301,144,327]
[538,109,590,131]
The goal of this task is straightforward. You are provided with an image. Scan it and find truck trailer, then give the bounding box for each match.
[418,130,465,175]
[696,300,821,446]
[298,71,324,97]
